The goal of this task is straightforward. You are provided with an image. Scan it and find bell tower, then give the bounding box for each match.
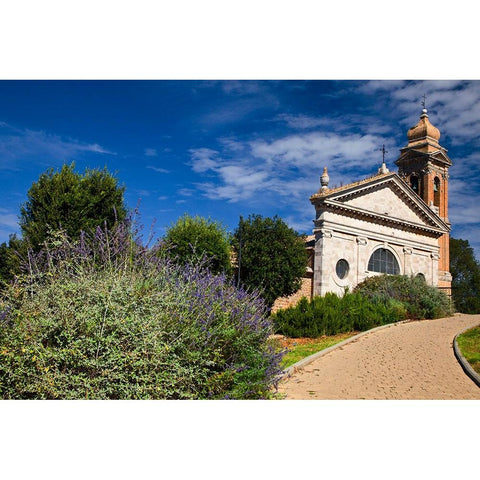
[395,106,452,293]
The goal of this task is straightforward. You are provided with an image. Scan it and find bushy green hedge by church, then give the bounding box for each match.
[0,221,283,399]
[272,292,406,338]
[353,274,454,320]
[272,275,454,338]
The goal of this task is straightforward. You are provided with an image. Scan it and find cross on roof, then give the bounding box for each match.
[421,94,427,110]
[380,144,388,163]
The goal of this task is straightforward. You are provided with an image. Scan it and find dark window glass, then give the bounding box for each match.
[434,177,440,207]
[368,248,400,275]
[336,259,349,279]
[411,175,419,193]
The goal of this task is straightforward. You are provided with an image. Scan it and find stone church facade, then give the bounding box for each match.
[272,107,452,310]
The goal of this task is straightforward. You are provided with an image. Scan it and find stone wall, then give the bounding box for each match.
[271,276,313,313]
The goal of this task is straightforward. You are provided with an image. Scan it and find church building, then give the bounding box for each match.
[272,107,452,311]
[310,107,452,297]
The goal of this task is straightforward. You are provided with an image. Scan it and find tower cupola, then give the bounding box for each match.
[406,108,441,149]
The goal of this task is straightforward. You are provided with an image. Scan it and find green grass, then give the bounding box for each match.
[457,326,480,375]
[279,332,358,368]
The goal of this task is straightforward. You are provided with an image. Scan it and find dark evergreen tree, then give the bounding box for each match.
[232,214,308,307]
[450,237,480,314]
[19,163,126,250]
[0,235,26,285]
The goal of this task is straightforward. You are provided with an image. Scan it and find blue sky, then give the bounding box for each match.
[1,80,479,258]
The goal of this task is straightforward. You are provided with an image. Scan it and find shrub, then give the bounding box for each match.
[0,220,283,399]
[271,291,406,338]
[164,214,232,276]
[353,275,454,320]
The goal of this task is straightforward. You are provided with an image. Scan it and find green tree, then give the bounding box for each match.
[0,235,26,285]
[164,214,232,275]
[450,237,480,314]
[19,163,126,250]
[232,214,308,307]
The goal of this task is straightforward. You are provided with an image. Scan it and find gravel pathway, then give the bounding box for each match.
[278,314,480,399]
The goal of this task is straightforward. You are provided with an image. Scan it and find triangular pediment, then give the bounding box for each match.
[312,173,449,235]
[396,147,452,167]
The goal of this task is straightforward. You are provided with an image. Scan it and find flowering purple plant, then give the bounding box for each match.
[1,217,284,399]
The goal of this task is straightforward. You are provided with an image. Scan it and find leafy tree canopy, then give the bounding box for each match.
[19,163,126,250]
[0,235,28,285]
[164,214,232,275]
[232,214,308,308]
[450,237,480,314]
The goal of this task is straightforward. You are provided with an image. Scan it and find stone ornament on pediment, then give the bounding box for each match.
[320,229,333,238]
[430,252,440,260]
[356,237,368,246]
[403,247,413,255]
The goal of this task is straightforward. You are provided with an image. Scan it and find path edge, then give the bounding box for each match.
[279,319,412,381]
[453,324,480,389]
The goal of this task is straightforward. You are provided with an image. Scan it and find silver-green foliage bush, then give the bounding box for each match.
[353,274,454,320]
[0,221,283,399]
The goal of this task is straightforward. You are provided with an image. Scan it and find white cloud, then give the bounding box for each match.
[356,80,480,146]
[189,148,221,173]
[147,165,170,174]
[0,210,19,230]
[178,188,195,197]
[144,148,158,157]
[189,129,389,207]
[0,122,115,169]
[136,189,151,197]
[275,114,331,130]
[249,132,382,171]
[0,209,20,241]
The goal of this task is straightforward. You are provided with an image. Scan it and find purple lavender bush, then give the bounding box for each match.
[0,220,284,399]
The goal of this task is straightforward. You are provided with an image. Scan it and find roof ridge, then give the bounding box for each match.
[311,170,395,198]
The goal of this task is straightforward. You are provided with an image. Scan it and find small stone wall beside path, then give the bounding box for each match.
[278,314,480,400]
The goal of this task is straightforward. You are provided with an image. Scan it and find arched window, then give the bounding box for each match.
[368,248,400,275]
[433,177,440,207]
[410,175,419,194]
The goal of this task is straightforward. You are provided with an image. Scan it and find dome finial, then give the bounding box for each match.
[320,167,329,192]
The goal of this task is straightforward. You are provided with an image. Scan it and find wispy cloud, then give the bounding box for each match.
[178,188,195,197]
[147,165,170,174]
[0,209,19,238]
[136,189,151,198]
[356,80,480,146]
[275,114,332,130]
[189,128,389,209]
[144,148,158,157]
[0,122,115,170]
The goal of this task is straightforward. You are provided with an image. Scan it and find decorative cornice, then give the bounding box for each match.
[321,199,447,237]
[312,173,450,233]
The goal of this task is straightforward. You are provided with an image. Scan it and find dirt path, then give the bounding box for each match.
[278,314,480,399]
